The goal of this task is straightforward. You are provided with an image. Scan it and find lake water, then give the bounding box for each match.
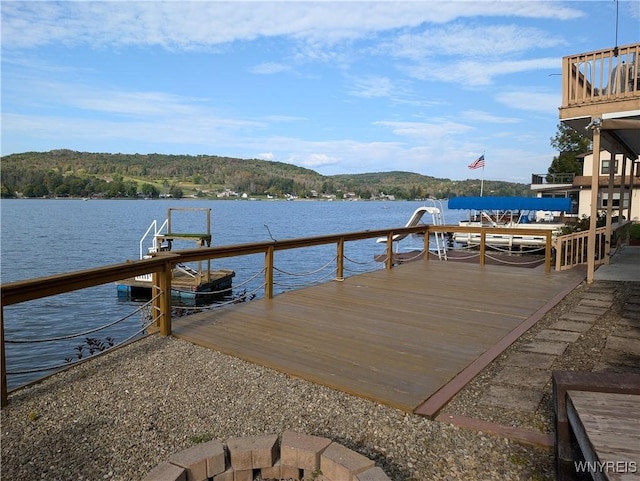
[1,198,465,389]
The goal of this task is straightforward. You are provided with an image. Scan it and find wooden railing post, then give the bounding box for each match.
[587,124,602,284]
[424,226,430,262]
[545,232,552,273]
[1,307,7,408]
[385,232,394,270]
[336,238,345,281]
[479,228,487,267]
[555,236,563,271]
[265,245,274,299]
[152,258,173,336]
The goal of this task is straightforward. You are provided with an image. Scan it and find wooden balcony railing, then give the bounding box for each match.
[562,43,640,108]
[553,222,631,271]
[1,223,555,407]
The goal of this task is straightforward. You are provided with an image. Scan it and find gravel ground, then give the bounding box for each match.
[3,281,634,481]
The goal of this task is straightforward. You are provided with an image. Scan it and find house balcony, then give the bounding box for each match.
[531,173,576,190]
[559,43,640,159]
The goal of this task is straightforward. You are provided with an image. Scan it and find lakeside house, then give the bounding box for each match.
[531,149,640,221]
[532,43,639,226]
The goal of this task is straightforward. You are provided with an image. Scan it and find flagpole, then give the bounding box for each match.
[468,154,485,195]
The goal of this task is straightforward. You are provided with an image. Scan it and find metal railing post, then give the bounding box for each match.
[265,245,274,299]
[336,238,345,281]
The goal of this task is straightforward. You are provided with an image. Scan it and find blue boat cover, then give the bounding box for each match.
[448,196,571,211]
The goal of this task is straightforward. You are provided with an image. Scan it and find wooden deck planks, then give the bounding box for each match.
[172,259,585,413]
[567,391,640,480]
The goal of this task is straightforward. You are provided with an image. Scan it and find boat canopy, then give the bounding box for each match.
[448,196,571,212]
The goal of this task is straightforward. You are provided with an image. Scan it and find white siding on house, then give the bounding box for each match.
[579,151,640,220]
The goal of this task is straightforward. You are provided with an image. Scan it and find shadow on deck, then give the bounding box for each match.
[172,260,585,417]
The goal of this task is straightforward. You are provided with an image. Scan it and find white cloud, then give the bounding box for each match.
[387,24,566,61]
[4,75,264,130]
[0,1,605,182]
[264,115,306,122]
[461,110,520,124]
[347,76,394,98]
[496,90,561,114]
[250,62,292,74]
[405,57,560,86]
[294,152,340,168]
[375,120,473,139]
[1,2,584,50]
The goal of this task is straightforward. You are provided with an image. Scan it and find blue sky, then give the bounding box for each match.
[2,1,639,182]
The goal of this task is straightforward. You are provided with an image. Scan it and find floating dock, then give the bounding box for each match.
[116,207,235,305]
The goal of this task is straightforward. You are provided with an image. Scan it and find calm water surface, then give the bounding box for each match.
[1,199,463,388]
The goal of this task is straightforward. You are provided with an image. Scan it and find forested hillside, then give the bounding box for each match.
[1,149,532,199]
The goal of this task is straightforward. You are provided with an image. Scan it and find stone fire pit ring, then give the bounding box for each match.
[143,431,391,481]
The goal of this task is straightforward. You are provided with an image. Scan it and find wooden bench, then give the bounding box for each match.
[553,371,640,480]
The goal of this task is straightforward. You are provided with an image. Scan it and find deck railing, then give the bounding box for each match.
[1,223,554,407]
[554,227,607,271]
[553,222,631,271]
[531,173,576,185]
[562,43,640,108]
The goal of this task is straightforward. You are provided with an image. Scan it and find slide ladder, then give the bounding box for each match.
[376,199,448,260]
[427,199,447,260]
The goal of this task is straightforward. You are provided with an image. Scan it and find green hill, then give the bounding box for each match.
[0,149,531,199]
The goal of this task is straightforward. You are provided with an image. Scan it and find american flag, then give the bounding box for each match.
[468,155,485,170]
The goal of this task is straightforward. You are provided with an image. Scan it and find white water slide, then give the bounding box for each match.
[377,201,447,259]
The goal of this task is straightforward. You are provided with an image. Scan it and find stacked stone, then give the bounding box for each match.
[143,431,390,481]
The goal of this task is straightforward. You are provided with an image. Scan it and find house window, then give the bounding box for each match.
[601,158,619,175]
[600,192,629,209]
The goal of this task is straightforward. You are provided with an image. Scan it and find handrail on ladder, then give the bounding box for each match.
[138,218,169,259]
[426,199,447,260]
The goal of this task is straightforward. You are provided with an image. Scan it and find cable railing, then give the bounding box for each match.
[1,223,556,407]
[6,304,158,376]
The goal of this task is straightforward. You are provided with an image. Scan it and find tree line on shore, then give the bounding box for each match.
[1,149,532,200]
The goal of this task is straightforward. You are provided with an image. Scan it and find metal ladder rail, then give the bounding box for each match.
[135,218,169,282]
[427,199,448,260]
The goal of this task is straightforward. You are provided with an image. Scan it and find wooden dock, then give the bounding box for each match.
[172,260,585,415]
